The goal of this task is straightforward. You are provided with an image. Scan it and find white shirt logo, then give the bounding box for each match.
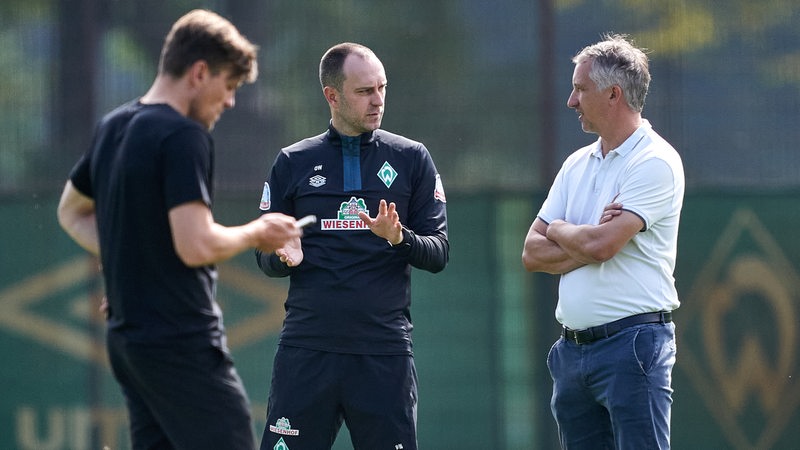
[309,175,326,187]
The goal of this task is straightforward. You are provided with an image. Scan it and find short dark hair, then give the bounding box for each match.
[319,42,375,90]
[159,9,258,83]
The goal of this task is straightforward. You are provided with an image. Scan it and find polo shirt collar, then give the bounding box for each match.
[590,119,652,159]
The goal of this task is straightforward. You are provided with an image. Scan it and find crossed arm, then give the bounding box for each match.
[521,201,643,274]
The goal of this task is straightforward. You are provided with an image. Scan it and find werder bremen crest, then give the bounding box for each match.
[378,161,398,188]
[678,208,800,449]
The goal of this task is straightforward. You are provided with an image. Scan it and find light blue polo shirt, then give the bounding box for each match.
[538,120,685,329]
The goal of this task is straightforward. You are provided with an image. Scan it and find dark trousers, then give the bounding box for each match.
[261,345,418,450]
[107,332,256,450]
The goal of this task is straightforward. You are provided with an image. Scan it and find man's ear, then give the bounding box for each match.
[323,85,338,107]
[188,60,209,87]
[609,85,622,102]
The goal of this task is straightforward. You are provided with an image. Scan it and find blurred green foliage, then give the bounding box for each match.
[2,0,799,194]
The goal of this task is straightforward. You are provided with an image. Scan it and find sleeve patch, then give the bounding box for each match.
[259,182,271,210]
[434,174,447,203]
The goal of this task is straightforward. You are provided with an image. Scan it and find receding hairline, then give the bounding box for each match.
[319,42,380,90]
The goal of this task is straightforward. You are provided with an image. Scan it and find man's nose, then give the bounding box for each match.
[567,91,578,108]
[372,90,385,106]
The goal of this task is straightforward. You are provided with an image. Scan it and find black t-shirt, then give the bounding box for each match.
[70,100,224,346]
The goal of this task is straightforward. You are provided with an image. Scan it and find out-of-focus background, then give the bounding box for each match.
[2,0,799,448]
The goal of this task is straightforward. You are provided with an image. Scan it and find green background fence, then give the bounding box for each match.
[2,192,799,449]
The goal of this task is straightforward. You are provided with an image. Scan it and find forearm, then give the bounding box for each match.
[396,228,449,273]
[521,217,586,274]
[181,221,261,267]
[546,220,608,264]
[522,232,584,274]
[255,249,291,277]
[170,204,300,268]
[60,214,100,256]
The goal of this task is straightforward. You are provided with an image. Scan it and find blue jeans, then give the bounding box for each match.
[547,322,676,450]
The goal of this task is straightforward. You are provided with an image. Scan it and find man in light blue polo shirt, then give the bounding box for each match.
[522,33,684,449]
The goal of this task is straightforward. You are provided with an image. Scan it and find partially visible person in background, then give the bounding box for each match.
[256,42,448,450]
[57,9,300,450]
[522,34,684,449]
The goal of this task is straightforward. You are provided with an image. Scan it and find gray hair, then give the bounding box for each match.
[573,34,650,113]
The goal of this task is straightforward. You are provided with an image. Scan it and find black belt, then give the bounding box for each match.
[562,311,672,345]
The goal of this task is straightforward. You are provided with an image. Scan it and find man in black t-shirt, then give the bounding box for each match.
[57,10,300,450]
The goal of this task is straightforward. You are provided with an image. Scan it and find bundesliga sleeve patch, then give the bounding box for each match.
[434,174,447,203]
[259,182,271,210]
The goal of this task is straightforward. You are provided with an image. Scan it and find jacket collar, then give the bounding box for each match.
[325,122,377,147]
